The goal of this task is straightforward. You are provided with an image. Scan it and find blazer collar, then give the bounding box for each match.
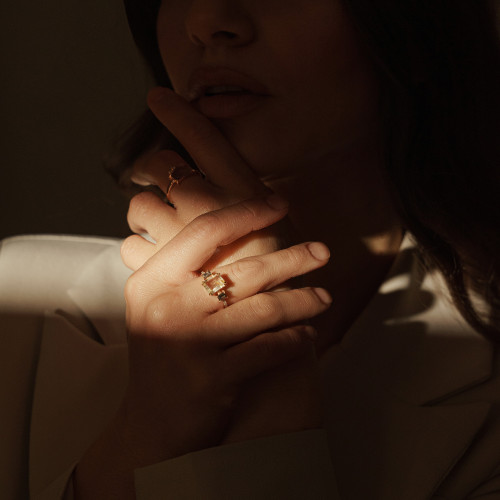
[336,235,493,406]
[319,235,493,499]
[322,347,490,500]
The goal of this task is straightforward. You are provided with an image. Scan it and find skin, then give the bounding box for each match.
[153,0,403,348]
[157,0,380,178]
[74,0,403,497]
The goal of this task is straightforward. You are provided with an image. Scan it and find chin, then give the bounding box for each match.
[217,128,296,179]
[240,146,288,179]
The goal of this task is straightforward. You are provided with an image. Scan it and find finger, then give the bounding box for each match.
[132,149,228,221]
[217,242,331,301]
[139,195,290,286]
[225,325,317,382]
[204,287,332,344]
[131,149,200,195]
[151,242,329,316]
[121,235,156,271]
[127,191,181,240]
[148,87,267,197]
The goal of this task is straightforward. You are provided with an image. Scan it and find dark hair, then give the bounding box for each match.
[111,0,500,340]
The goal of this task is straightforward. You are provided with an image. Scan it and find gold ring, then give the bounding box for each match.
[201,270,228,307]
[166,165,200,204]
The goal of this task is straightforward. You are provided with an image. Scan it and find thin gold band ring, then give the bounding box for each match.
[166,165,200,204]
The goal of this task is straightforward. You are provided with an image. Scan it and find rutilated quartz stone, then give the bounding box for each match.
[202,272,226,295]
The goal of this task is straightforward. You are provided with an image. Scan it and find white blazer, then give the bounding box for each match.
[0,234,499,499]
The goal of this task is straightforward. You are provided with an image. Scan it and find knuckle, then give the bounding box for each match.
[198,210,222,226]
[295,288,328,317]
[230,257,265,281]
[192,212,223,240]
[239,198,259,216]
[143,298,178,335]
[124,274,142,303]
[128,191,156,214]
[296,288,317,310]
[124,271,157,307]
[250,293,285,323]
[236,198,263,223]
[127,192,161,228]
[283,245,308,269]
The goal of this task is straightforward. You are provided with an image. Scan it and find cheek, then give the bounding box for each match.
[281,14,379,142]
[233,76,378,175]
[156,5,190,90]
[297,8,373,96]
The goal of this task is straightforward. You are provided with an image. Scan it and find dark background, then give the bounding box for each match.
[0,0,153,239]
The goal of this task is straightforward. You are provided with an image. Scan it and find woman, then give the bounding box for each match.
[1,0,499,498]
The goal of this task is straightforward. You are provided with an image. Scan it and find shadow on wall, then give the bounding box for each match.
[0,0,153,239]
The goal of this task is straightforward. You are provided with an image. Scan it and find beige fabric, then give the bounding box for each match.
[0,234,499,499]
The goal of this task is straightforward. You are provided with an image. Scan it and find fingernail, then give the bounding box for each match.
[265,193,289,210]
[313,287,333,305]
[130,172,154,187]
[307,242,330,261]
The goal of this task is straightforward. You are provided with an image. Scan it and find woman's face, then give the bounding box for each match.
[156,0,379,179]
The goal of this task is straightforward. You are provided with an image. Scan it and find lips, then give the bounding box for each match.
[185,67,270,119]
[203,85,249,97]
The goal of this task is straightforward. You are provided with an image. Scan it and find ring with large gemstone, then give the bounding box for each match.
[201,270,228,307]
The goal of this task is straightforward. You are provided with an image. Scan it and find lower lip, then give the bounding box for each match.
[193,93,267,119]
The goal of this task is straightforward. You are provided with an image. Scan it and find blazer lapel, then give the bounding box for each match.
[320,236,493,499]
[29,244,131,497]
[339,240,493,406]
[322,346,490,500]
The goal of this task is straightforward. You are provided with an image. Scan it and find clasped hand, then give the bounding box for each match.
[119,88,332,464]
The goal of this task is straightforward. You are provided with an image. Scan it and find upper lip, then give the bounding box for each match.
[185,67,270,102]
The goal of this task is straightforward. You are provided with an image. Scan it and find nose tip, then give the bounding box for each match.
[186,2,255,48]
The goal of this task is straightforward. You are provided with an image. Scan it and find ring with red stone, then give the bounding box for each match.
[201,270,228,308]
[166,165,201,204]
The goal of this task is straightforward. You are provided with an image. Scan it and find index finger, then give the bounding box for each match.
[147,87,267,197]
[137,195,289,290]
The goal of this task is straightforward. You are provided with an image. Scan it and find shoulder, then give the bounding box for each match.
[0,234,122,271]
[0,234,125,311]
[0,233,122,260]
